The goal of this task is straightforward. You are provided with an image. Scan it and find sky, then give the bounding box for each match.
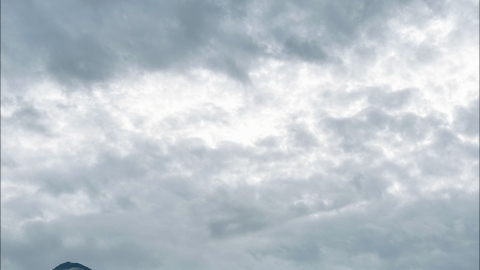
[1,0,479,269]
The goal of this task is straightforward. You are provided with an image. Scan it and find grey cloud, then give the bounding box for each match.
[287,123,319,149]
[208,206,269,239]
[413,43,440,64]
[232,194,478,269]
[315,85,478,196]
[2,217,162,270]
[2,123,478,269]
[366,88,413,110]
[284,38,327,63]
[320,103,446,149]
[1,102,51,135]
[453,98,479,137]
[2,196,44,221]
[1,0,425,87]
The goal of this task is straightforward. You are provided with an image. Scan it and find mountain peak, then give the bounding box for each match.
[52,262,92,270]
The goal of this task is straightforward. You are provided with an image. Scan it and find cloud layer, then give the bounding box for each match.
[1,0,478,269]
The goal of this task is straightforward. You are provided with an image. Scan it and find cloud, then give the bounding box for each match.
[454,98,480,137]
[1,0,478,269]
[1,0,436,86]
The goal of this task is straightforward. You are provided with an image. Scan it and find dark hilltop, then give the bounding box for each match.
[53,262,92,270]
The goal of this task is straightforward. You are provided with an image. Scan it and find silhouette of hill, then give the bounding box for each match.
[52,262,92,270]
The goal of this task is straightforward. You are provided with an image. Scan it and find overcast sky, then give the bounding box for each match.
[1,0,479,269]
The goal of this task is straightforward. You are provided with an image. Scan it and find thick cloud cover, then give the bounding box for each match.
[1,0,479,269]
[4,0,462,85]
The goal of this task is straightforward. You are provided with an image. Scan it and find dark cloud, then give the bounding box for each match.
[1,0,427,87]
[454,98,480,137]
